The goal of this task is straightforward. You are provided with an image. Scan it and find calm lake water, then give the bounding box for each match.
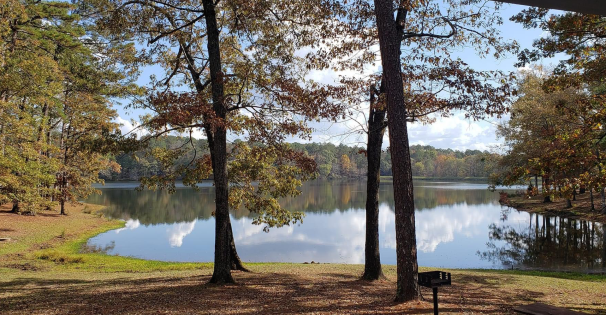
[86,180,605,271]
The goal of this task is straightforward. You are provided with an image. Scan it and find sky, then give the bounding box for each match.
[113,3,560,152]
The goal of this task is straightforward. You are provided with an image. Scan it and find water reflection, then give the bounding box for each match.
[479,209,605,271]
[88,181,500,222]
[86,180,604,271]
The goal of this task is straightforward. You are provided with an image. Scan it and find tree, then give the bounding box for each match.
[320,0,516,297]
[83,0,344,283]
[339,154,352,175]
[512,9,606,213]
[0,0,127,214]
[0,1,67,214]
[362,82,387,280]
[495,70,585,204]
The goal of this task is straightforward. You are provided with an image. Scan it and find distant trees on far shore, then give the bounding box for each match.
[101,137,498,181]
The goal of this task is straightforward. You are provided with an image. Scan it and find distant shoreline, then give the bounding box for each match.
[504,192,606,224]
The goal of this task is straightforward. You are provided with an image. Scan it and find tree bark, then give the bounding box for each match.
[362,82,386,281]
[11,201,19,213]
[175,7,247,278]
[542,175,551,203]
[373,0,419,302]
[203,0,233,284]
[227,218,249,271]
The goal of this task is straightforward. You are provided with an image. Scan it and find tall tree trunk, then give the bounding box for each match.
[590,189,595,211]
[59,116,71,216]
[543,175,551,203]
[11,200,19,213]
[362,82,386,281]
[203,0,233,284]
[176,12,247,277]
[373,0,419,302]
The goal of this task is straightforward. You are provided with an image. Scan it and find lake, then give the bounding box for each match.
[86,180,605,271]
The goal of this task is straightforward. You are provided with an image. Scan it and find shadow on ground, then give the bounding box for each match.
[0,268,576,315]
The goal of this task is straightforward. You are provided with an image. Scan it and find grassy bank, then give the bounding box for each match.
[1,203,605,314]
[505,191,606,223]
[0,203,208,272]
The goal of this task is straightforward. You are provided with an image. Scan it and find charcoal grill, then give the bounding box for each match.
[418,271,451,315]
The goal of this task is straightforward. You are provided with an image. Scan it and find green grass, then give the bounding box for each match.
[1,203,210,273]
[468,268,606,283]
[32,219,210,273]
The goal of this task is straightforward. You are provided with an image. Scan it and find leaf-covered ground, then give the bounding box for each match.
[1,204,605,314]
[1,265,605,314]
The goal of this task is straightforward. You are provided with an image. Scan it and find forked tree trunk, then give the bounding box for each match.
[362,82,386,281]
[204,0,233,284]
[373,0,419,302]
[227,218,249,271]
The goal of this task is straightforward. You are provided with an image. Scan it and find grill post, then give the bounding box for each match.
[433,287,438,315]
[417,271,451,315]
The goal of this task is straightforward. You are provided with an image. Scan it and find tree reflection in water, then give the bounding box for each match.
[479,210,605,271]
[88,180,500,224]
[87,180,604,269]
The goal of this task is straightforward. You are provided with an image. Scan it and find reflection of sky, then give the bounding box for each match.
[167,221,196,247]
[88,184,522,268]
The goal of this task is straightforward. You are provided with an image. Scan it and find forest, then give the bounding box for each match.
[1,0,605,311]
[104,137,498,181]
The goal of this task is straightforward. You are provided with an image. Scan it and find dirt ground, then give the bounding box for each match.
[1,264,606,314]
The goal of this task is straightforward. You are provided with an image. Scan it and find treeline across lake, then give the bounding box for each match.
[102,136,498,181]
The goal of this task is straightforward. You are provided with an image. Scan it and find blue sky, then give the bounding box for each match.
[113,3,559,152]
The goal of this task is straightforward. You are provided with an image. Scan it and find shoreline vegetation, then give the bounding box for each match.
[1,203,605,314]
[104,138,497,183]
[503,191,606,224]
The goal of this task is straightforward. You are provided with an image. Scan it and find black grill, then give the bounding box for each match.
[418,271,452,315]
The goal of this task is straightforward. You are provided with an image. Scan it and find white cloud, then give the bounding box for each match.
[115,116,148,138]
[115,219,140,234]
[407,113,505,151]
[167,221,196,247]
